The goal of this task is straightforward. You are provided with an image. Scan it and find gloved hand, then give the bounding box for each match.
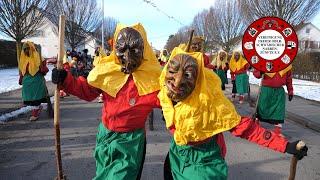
[52,68,67,84]
[252,113,259,120]
[18,75,23,85]
[288,95,293,101]
[285,140,308,160]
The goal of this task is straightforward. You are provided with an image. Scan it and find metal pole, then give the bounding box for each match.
[101,0,104,49]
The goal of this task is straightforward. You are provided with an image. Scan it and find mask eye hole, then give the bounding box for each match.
[132,48,140,53]
[185,72,192,79]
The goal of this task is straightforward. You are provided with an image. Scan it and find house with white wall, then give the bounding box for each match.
[295,22,320,52]
[25,16,97,58]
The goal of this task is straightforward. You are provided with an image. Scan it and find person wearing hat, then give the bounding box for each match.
[52,23,161,180]
[160,49,170,67]
[229,51,250,103]
[253,65,294,136]
[159,47,307,180]
[19,41,49,121]
[212,50,229,90]
[189,36,215,70]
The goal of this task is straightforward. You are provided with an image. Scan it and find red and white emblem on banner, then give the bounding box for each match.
[242,17,298,72]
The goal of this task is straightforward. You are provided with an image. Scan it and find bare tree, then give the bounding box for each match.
[0,0,49,63]
[165,26,190,52]
[47,0,102,50]
[93,17,118,50]
[203,0,245,53]
[191,10,208,38]
[240,0,320,26]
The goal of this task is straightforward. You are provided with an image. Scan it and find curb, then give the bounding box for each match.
[286,111,320,133]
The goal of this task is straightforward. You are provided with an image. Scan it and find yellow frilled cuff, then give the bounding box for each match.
[158,47,241,145]
[265,64,292,78]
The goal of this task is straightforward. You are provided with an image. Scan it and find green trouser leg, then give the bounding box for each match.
[215,69,227,90]
[22,72,47,102]
[168,138,228,180]
[93,123,145,180]
[235,73,249,95]
[257,86,285,124]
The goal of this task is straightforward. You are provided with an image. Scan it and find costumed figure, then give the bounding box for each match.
[159,47,307,180]
[19,41,49,121]
[229,51,250,103]
[52,23,161,180]
[160,49,170,67]
[212,50,228,90]
[253,65,294,135]
[189,36,215,70]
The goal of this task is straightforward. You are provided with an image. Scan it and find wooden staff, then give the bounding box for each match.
[186,30,195,52]
[288,141,306,180]
[54,15,66,180]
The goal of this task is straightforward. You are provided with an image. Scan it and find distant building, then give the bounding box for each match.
[295,22,320,52]
[25,16,98,58]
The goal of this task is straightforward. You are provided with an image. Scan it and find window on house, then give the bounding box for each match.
[304,41,308,48]
[310,41,316,49]
[34,30,44,37]
[306,28,310,34]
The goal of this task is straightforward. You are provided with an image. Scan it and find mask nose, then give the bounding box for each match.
[123,50,129,61]
[173,72,183,88]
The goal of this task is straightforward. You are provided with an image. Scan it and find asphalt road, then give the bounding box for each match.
[0,89,319,180]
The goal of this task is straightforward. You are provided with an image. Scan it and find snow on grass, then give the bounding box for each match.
[0,65,53,94]
[0,97,53,122]
[247,71,320,101]
[0,106,34,122]
[227,70,320,101]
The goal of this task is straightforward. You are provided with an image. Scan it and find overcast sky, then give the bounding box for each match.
[103,0,320,50]
[1,0,320,50]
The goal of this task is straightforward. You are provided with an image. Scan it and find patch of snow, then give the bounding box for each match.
[0,97,53,122]
[0,65,53,94]
[0,106,34,122]
[247,71,320,101]
[226,70,320,101]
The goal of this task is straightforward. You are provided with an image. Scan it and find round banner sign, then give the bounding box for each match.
[242,17,298,73]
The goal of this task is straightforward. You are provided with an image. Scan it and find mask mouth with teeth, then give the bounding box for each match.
[234,52,240,61]
[115,27,144,74]
[165,54,198,102]
[190,37,204,52]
